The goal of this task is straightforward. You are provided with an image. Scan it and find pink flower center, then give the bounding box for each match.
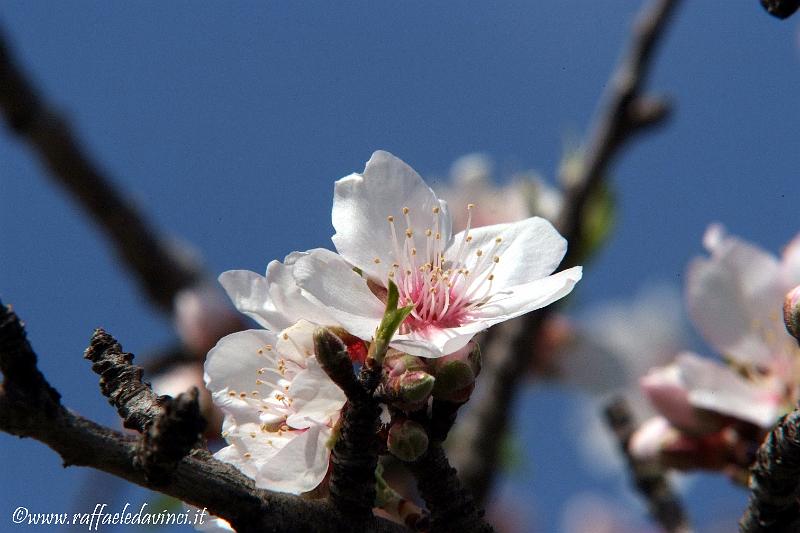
[377,204,503,334]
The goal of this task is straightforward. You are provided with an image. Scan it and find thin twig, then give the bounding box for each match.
[605,398,692,533]
[0,302,404,533]
[454,0,682,508]
[0,29,200,312]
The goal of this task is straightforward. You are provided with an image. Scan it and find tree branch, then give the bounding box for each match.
[605,398,692,533]
[739,409,800,532]
[453,0,682,507]
[406,443,494,533]
[0,28,200,313]
[0,302,405,533]
[315,328,382,523]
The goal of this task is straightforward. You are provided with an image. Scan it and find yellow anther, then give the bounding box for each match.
[282,333,289,340]
[387,215,394,222]
[495,237,502,243]
[466,235,473,242]
[243,453,252,459]
[426,229,432,237]
[228,391,236,397]
[402,207,410,214]
[256,379,264,385]
[374,257,381,264]
[239,392,247,398]
[493,256,500,263]
[488,274,495,281]
[251,391,260,396]
[476,250,483,257]
[405,229,413,238]
[411,248,417,255]
[467,203,475,210]
[435,232,441,239]
[432,206,440,214]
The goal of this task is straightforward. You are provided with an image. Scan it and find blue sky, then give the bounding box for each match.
[2,2,799,532]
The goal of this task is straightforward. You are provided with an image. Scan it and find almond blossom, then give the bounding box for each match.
[204,319,346,494]
[437,153,563,230]
[631,225,800,472]
[222,151,582,359]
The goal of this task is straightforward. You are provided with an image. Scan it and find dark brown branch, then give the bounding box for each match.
[454,0,682,508]
[0,29,200,312]
[137,388,206,485]
[406,443,494,533]
[0,302,404,533]
[83,328,164,432]
[315,328,382,522]
[760,0,800,19]
[739,408,800,532]
[605,398,692,533]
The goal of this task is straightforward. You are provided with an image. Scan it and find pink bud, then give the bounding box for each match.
[784,285,800,343]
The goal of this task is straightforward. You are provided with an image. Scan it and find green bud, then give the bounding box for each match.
[387,420,429,462]
[398,370,435,404]
[432,360,475,403]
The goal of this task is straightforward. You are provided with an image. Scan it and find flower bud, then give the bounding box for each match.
[430,342,481,402]
[387,420,429,462]
[784,285,800,343]
[382,352,435,410]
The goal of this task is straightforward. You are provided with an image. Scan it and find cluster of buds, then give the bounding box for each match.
[379,341,481,461]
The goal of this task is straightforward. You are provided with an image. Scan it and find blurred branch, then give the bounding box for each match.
[0,301,405,533]
[0,28,200,313]
[760,0,800,19]
[605,398,692,533]
[739,408,800,532]
[454,0,681,507]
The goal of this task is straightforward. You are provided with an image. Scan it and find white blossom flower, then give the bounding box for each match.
[438,153,563,229]
[204,320,346,494]
[631,226,800,471]
[220,151,581,359]
[641,225,800,431]
[221,151,581,359]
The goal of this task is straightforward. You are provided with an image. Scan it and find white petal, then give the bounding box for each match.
[447,216,568,288]
[474,266,583,321]
[205,330,286,424]
[687,227,783,367]
[676,352,783,428]
[219,252,338,332]
[253,424,331,494]
[275,319,319,366]
[292,248,385,340]
[332,151,451,281]
[391,320,488,358]
[287,357,346,428]
[213,443,259,480]
[218,270,273,329]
